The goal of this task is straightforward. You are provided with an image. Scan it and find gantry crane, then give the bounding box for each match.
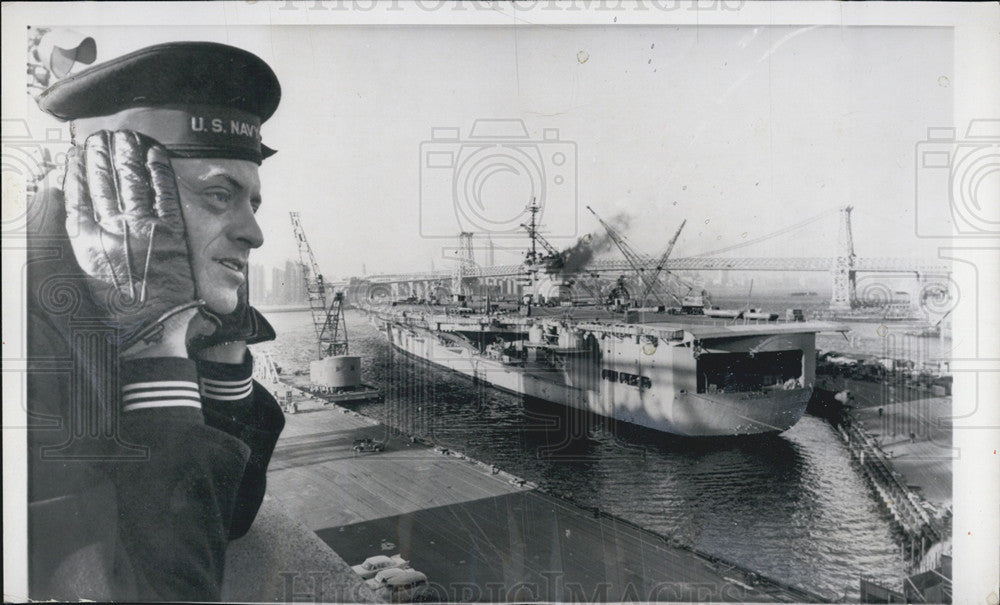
[290,212,349,358]
[586,206,665,307]
[586,206,690,308]
[638,219,687,304]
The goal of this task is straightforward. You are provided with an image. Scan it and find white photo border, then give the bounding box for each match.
[3,2,997,602]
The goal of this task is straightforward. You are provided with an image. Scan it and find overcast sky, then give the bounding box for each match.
[27,23,953,278]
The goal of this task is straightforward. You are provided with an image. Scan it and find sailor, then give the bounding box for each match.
[27,42,285,601]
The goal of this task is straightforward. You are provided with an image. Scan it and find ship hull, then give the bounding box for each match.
[384,320,816,438]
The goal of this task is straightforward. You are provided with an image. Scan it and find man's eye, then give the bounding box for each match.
[204,189,233,206]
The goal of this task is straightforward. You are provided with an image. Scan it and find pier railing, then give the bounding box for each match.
[252,348,283,385]
[837,422,946,562]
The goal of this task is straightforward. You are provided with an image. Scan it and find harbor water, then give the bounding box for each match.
[259,308,922,601]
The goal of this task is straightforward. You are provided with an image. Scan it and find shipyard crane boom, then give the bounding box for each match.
[520,221,562,266]
[290,212,348,358]
[586,206,668,307]
[639,219,687,305]
[533,230,561,259]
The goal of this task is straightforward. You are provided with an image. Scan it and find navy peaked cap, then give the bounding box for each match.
[38,41,281,122]
[37,42,280,163]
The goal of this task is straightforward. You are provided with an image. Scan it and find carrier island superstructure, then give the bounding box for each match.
[375,308,838,437]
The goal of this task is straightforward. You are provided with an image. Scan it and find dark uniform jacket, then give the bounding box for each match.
[26,182,285,601]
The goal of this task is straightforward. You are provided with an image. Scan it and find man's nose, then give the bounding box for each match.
[231,202,264,249]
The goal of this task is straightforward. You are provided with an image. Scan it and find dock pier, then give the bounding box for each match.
[835,422,945,562]
[813,364,953,602]
[260,379,828,603]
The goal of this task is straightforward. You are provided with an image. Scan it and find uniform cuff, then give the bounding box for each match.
[197,351,254,402]
[121,357,201,413]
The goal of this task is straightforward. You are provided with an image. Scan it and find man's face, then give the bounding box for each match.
[172,158,263,315]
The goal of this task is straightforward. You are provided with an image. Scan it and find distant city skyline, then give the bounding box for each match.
[249,261,309,307]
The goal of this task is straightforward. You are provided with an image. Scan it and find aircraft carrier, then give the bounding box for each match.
[366,304,843,437]
[365,203,852,438]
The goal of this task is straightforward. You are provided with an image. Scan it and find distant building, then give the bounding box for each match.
[284,260,307,303]
[248,261,312,306]
[249,263,267,305]
[271,267,282,305]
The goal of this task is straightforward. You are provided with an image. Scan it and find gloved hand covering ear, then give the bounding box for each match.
[63,130,206,350]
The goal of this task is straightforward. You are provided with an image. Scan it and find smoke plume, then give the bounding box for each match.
[553,212,630,274]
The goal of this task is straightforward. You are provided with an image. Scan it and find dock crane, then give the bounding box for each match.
[586,206,695,308]
[290,212,348,359]
[637,219,688,305]
[586,205,658,305]
[586,206,669,307]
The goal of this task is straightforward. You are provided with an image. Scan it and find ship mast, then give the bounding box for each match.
[524,198,541,267]
[516,199,543,297]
